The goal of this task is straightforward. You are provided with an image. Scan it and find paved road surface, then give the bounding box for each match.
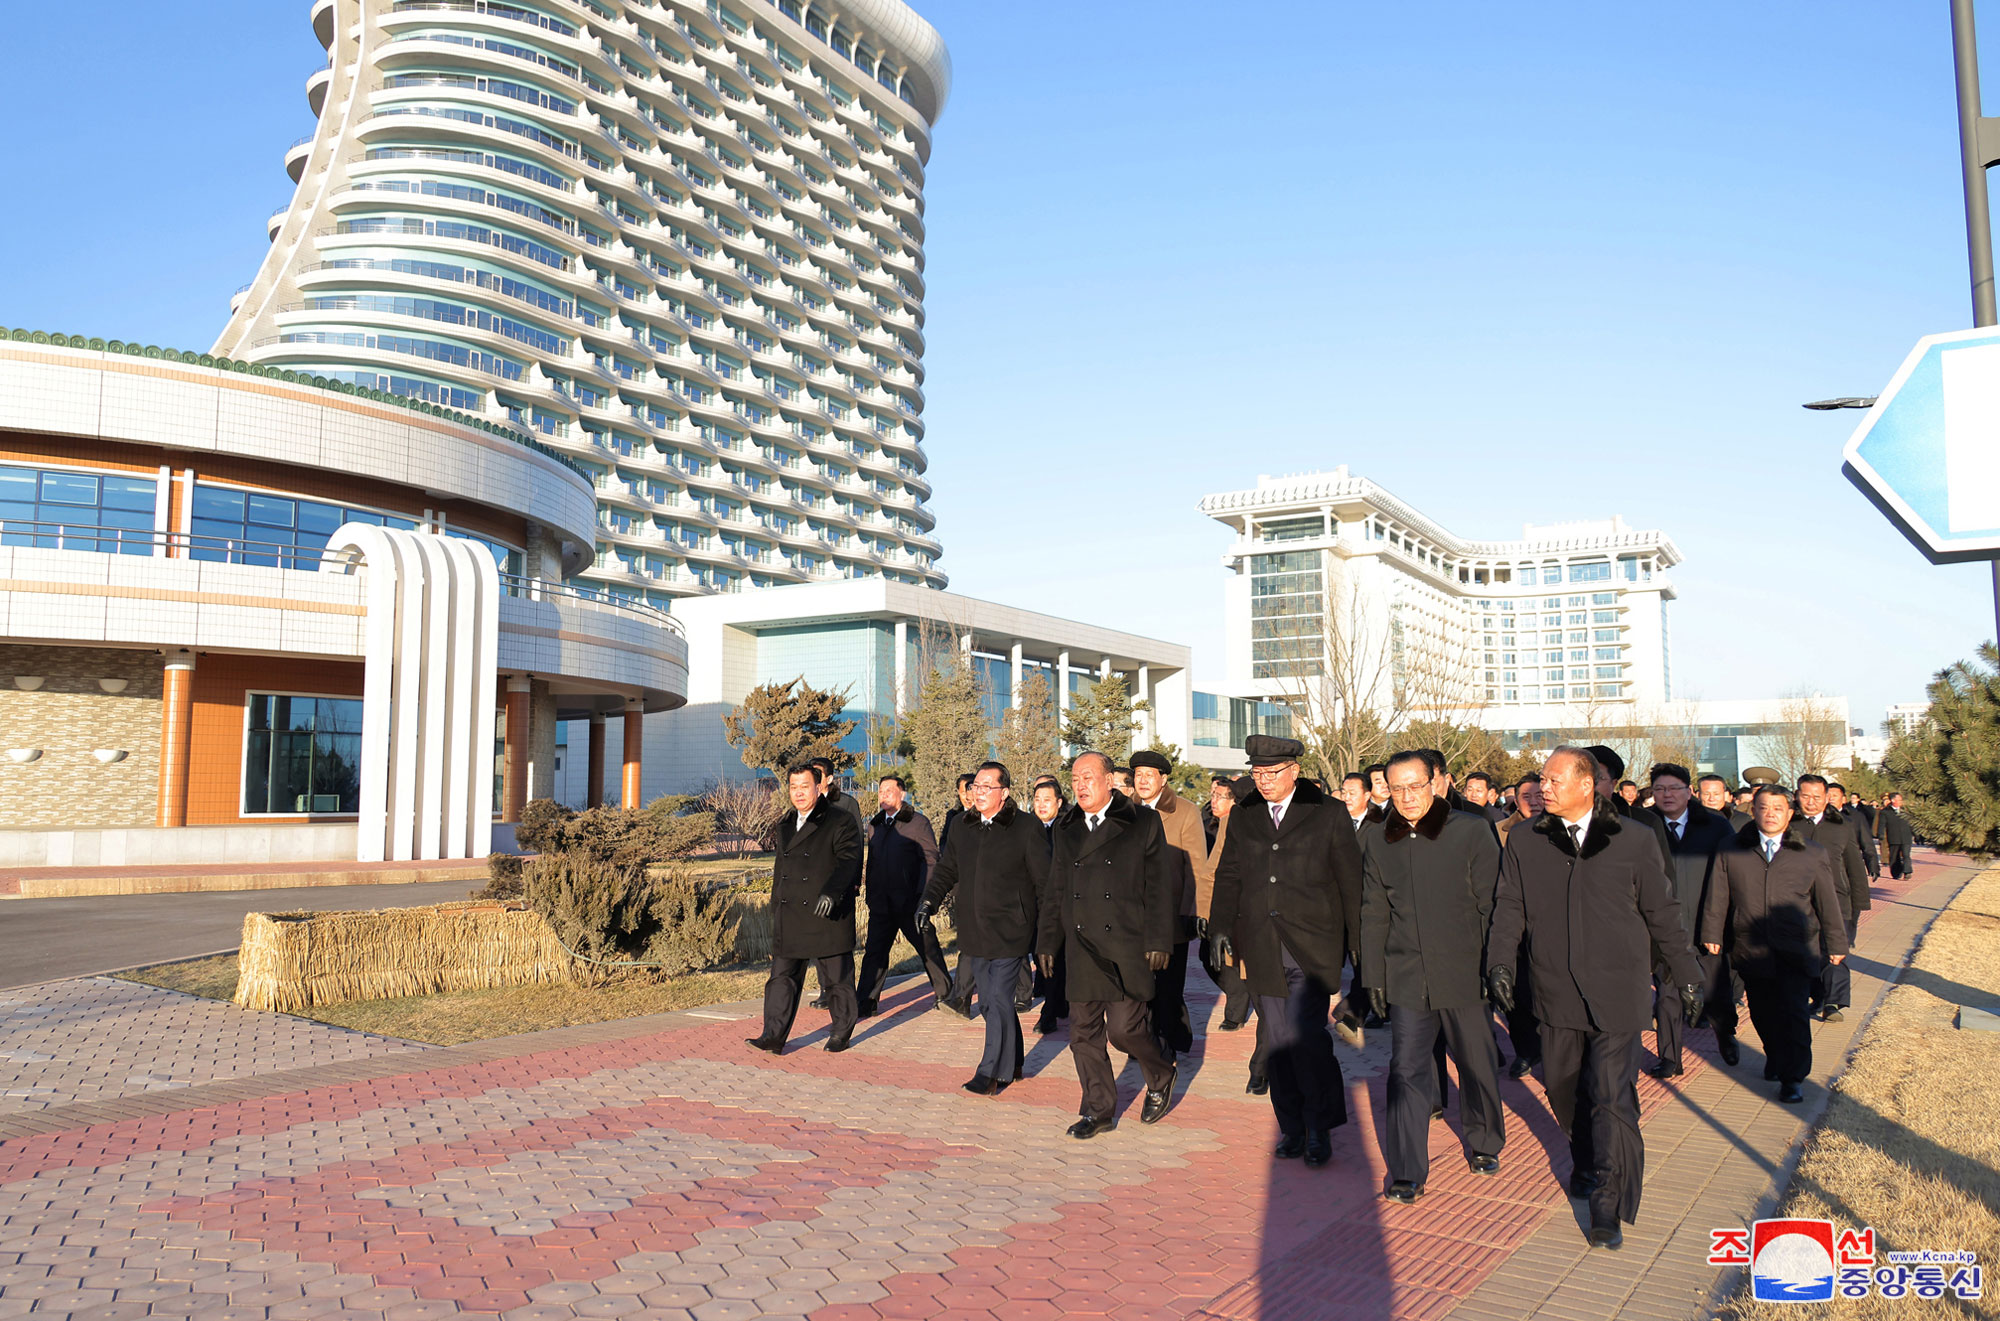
[0,879,483,989]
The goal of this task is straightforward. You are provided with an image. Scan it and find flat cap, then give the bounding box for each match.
[1129,749,1173,775]
[1243,734,1305,767]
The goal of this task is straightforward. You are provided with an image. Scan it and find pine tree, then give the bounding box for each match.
[991,672,1063,796]
[1882,642,2000,857]
[1062,673,1146,762]
[903,653,989,815]
[721,677,857,781]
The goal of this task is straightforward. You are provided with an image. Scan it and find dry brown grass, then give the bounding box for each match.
[119,906,956,1047]
[1718,866,2000,1321]
[234,902,568,1012]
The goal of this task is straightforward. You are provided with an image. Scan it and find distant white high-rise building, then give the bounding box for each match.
[1199,467,1682,725]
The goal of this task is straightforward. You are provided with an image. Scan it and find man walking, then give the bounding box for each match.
[1037,752,1178,1137]
[1878,792,1915,879]
[1494,772,1543,1078]
[1792,774,1870,1022]
[1827,783,1880,878]
[1645,763,1739,1076]
[1486,747,1705,1249]
[1698,774,1752,830]
[1360,751,1506,1203]
[1130,750,1207,1057]
[748,763,863,1055]
[855,774,951,1018]
[1199,778,1265,1087]
[1462,772,1509,824]
[1211,736,1364,1169]
[921,761,1047,1095]
[936,771,983,1018]
[1701,786,1849,1102]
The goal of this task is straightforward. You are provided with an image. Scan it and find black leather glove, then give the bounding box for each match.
[1487,966,1516,1014]
[1216,935,1233,966]
[914,899,933,926]
[813,894,834,918]
[1038,953,1056,977]
[1192,916,1208,940]
[1367,986,1389,1019]
[1680,982,1705,1026]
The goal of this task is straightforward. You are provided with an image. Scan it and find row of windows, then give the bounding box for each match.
[0,467,156,555]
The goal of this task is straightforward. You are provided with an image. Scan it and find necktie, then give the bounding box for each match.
[1088,812,1102,832]
[1570,823,1586,852]
[1670,820,1683,841]
[1763,839,1776,862]
[1271,803,1284,829]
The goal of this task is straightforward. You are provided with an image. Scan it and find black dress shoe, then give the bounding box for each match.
[1303,1131,1333,1167]
[963,1073,996,1095]
[824,1035,852,1053]
[1819,1006,1845,1022]
[1384,1181,1424,1204]
[809,994,829,1010]
[1217,1018,1244,1032]
[1140,1066,1177,1124]
[1567,1171,1602,1199]
[1778,1082,1804,1103]
[1034,1014,1059,1034]
[1717,1036,1740,1066]
[1363,1011,1390,1030]
[1067,1115,1116,1140]
[1647,1061,1684,1080]
[1013,995,1034,1012]
[1468,1154,1500,1176]
[1508,1055,1538,1080]
[1430,1107,1445,1122]
[1587,1224,1624,1250]
[1273,1135,1306,1159]
[1246,1074,1269,1096]
[746,1035,784,1054]
[936,998,973,1019]
[855,1001,878,1019]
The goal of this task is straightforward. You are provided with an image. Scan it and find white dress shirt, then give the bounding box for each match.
[1557,811,1590,851]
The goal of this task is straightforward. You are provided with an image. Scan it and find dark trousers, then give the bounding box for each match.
[1742,970,1815,1084]
[967,955,1026,1082]
[1502,935,1540,1064]
[945,950,973,1012]
[1820,919,1859,1008]
[1035,947,1069,1021]
[1015,958,1036,1007]
[1150,936,1193,1055]
[1540,1026,1644,1226]
[1256,956,1346,1139]
[855,903,951,1010]
[1201,936,1253,1027]
[1655,949,1738,1068]
[763,953,857,1044]
[1886,843,1912,878]
[1386,1004,1505,1186]
[1069,998,1172,1120]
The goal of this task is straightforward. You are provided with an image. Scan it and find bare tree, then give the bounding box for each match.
[1766,691,1846,781]
[1636,695,1706,779]
[700,778,787,854]
[991,671,1062,797]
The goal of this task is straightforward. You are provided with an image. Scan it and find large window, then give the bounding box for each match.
[0,465,155,554]
[244,694,364,815]
[1250,550,1324,679]
[189,484,521,572]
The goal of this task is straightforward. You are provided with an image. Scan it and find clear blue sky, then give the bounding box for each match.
[0,1,1988,731]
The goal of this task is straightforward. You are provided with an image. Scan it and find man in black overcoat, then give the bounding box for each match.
[749,763,863,1055]
[1645,763,1740,1077]
[1698,774,1752,830]
[1037,751,1178,1137]
[1700,786,1849,1102]
[1584,744,1675,871]
[1792,774,1870,1021]
[921,761,1048,1095]
[1827,783,1880,877]
[1878,793,1915,878]
[1486,746,1705,1250]
[1360,751,1505,1203]
[1210,735,1364,1169]
[855,773,950,1018]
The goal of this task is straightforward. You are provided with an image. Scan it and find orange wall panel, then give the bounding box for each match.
[184,654,365,825]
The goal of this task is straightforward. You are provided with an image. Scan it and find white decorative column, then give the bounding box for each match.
[1009,642,1023,707]
[894,619,908,715]
[1137,665,1153,747]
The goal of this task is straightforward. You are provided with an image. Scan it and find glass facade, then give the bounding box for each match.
[189,484,521,573]
[244,694,365,815]
[1249,550,1324,679]
[1193,691,1293,748]
[0,465,156,554]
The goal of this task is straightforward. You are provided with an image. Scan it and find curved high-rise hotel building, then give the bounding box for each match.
[218,0,949,609]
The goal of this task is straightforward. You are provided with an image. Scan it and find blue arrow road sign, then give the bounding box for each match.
[1846,326,2000,563]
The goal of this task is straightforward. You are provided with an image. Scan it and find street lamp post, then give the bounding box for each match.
[1953,0,2000,637]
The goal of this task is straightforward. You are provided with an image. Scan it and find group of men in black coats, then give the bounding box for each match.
[746,735,1893,1254]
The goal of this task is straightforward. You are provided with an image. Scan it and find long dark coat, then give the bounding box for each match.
[1487,797,1702,1034]
[1878,805,1915,851]
[1037,791,1176,1003]
[1658,803,1737,946]
[1359,798,1501,1011]
[1699,825,1850,980]
[863,803,937,912]
[923,797,1048,959]
[770,798,862,959]
[1843,805,1882,874]
[1208,778,1365,999]
[1790,810,1871,918]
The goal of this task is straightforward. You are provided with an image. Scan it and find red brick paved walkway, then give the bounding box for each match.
[0,854,1965,1320]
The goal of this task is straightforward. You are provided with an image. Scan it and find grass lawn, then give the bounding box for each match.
[1717,864,2000,1320]
[118,892,954,1046]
